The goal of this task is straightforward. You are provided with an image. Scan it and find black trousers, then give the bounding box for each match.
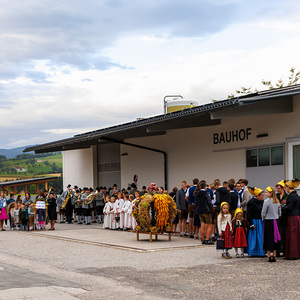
[65,201,74,222]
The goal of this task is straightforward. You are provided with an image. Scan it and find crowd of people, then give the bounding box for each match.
[0,178,300,262]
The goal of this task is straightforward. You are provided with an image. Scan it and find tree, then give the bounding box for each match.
[226,67,300,99]
[0,155,7,160]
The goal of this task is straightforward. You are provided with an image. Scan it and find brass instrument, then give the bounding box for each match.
[61,190,72,210]
[76,191,84,206]
[84,190,98,205]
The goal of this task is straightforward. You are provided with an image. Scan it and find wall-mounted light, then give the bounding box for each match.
[121,153,128,156]
[256,133,268,138]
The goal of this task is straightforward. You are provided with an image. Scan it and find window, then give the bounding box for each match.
[258,148,270,166]
[246,146,283,168]
[246,149,257,167]
[99,162,121,173]
[271,146,283,165]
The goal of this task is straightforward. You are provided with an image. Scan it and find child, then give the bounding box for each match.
[232,208,247,258]
[8,202,17,230]
[127,195,134,230]
[120,194,130,230]
[114,194,123,230]
[19,204,28,231]
[103,196,111,229]
[262,186,281,262]
[28,202,35,231]
[35,190,46,230]
[217,202,233,258]
[110,196,116,230]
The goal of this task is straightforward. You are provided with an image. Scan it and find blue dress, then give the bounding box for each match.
[247,197,266,256]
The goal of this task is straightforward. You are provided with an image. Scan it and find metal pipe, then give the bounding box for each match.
[100,137,168,190]
[164,95,183,115]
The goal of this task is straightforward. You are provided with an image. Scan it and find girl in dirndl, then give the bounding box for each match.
[232,208,247,258]
[262,186,281,262]
[0,191,8,231]
[217,202,233,259]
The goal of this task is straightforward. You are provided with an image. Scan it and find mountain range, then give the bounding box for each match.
[0,146,34,159]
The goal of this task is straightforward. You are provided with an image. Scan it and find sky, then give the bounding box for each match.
[1,0,300,149]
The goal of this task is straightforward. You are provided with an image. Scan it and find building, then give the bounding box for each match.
[25,85,300,190]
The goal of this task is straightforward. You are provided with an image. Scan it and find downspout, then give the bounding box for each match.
[100,137,168,190]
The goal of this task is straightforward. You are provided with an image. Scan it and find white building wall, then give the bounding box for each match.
[120,144,164,189]
[61,95,300,190]
[63,146,96,188]
[121,95,300,188]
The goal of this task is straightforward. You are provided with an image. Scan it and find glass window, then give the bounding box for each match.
[271,146,283,165]
[246,149,257,167]
[293,145,300,179]
[258,148,270,166]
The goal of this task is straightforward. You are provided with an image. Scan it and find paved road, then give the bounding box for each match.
[0,223,299,299]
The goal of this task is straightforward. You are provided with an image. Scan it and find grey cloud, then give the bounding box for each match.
[0,0,242,80]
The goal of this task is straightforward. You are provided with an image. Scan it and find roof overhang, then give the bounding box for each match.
[24,85,300,154]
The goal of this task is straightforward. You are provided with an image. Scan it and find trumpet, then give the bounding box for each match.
[76,191,84,206]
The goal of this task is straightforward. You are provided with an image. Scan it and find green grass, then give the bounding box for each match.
[0,153,62,178]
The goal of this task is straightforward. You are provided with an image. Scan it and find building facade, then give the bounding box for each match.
[26,86,300,190]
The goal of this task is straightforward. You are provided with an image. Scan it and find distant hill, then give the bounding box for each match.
[0,146,34,159]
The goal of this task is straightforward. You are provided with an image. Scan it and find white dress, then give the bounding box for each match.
[113,200,121,229]
[127,201,133,229]
[110,202,116,229]
[118,198,125,229]
[121,200,130,229]
[103,202,111,229]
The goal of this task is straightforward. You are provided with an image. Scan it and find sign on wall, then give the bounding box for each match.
[133,174,138,183]
[213,128,252,144]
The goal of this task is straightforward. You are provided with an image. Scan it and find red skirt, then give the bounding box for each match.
[222,223,233,249]
[285,215,300,259]
[233,227,247,248]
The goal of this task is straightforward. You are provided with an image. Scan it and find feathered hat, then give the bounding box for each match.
[248,186,263,196]
[284,179,300,189]
[234,208,243,219]
[276,180,285,188]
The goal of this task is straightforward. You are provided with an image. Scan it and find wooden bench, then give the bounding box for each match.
[134,231,176,242]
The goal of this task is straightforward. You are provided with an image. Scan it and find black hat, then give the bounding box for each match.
[103,187,107,190]
[67,184,71,188]
[142,186,146,189]
[76,189,80,194]
[131,183,137,189]
[113,184,118,187]
[99,186,104,190]
[74,185,78,189]
[89,188,93,192]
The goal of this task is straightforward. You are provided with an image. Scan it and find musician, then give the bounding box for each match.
[73,185,79,222]
[90,187,97,223]
[81,187,91,225]
[61,184,74,224]
[56,189,65,223]
[96,186,105,224]
[74,189,83,224]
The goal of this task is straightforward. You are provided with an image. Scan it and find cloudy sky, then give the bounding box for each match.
[1,0,300,149]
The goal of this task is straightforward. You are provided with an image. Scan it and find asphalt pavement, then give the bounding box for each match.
[0,223,299,299]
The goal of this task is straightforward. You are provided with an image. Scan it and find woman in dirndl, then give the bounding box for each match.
[247,187,266,257]
[262,186,281,262]
[283,180,300,260]
[0,191,8,231]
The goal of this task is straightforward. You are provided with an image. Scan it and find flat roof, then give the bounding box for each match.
[0,176,58,187]
[24,84,300,154]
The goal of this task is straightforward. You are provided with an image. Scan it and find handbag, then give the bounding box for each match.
[216,238,224,250]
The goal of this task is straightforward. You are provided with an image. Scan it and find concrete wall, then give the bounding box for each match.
[63,146,96,188]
